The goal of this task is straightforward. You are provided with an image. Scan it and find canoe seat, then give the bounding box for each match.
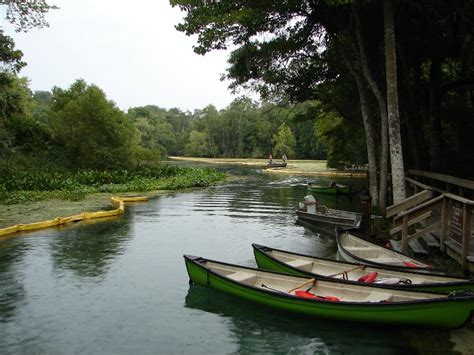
[345,246,379,251]
[364,291,393,302]
[287,259,313,272]
[228,271,257,285]
[365,257,403,265]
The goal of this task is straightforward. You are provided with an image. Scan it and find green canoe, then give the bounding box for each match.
[184,255,474,328]
[307,183,351,195]
[253,243,474,293]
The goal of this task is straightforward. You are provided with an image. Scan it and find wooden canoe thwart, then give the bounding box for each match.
[252,243,474,293]
[336,230,433,271]
[184,255,474,328]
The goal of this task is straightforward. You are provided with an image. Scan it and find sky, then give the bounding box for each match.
[3,0,250,112]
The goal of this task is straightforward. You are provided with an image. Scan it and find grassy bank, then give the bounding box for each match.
[0,165,226,229]
[168,156,367,176]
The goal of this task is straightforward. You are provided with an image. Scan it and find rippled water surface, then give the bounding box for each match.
[0,166,456,354]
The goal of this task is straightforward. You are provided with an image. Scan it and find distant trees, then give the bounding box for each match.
[171,0,474,208]
[185,130,207,157]
[273,124,296,159]
[125,97,334,162]
[127,105,176,157]
[0,72,362,176]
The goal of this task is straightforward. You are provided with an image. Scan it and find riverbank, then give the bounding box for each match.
[0,164,227,230]
[168,157,367,177]
[0,162,472,352]
[0,191,170,230]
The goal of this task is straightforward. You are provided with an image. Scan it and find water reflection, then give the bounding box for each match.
[185,284,417,355]
[0,165,459,354]
[49,218,131,279]
[0,239,28,323]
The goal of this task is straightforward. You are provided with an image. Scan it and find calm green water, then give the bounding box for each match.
[0,166,456,354]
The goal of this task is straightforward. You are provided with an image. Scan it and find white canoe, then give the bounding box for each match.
[252,243,474,293]
[336,230,433,272]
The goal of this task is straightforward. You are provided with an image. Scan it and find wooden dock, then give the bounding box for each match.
[386,171,474,272]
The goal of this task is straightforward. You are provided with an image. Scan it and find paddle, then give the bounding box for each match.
[287,278,316,293]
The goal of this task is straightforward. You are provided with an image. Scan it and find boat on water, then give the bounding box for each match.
[184,255,474,328]
[337,230,433,272]
[296,209,361,229]
[252,244,474,293]
[308,182,351,195]
[296,194,361,229]
[266,162,287,168]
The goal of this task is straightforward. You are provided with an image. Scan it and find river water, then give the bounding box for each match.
[0,165,458,354]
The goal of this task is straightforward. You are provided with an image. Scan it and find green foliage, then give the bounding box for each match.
[0,74,45,157]
[0,165,225,204]
[127,105,179,157]
[272,124,296,158]
[185,130,208,156]
[0,0,56,85]
[0,30,25,73]
[315,111,366,169]
[0,73,32,118]
[2,0,58,32]
[50,80,137,169]
[171,0,474,179]
[177,97,333,161]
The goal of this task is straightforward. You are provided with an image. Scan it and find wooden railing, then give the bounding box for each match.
[386,190,442,254]
[408,170,474,198]
[386,173,474,271]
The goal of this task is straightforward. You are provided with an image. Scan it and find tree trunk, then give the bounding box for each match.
[353,5,389,211]
[341,47,379,207]
[384,0,406,204]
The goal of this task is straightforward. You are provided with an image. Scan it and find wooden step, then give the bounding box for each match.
[445,239,462,254]
[421,232,440,248]
[430,231,441,240]
[408,238,429,255]
[388,239,401,252]
[389,239,429,255]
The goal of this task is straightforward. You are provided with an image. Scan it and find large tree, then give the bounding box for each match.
[383,0,405,203]
[171,0,474,203]
[170,0,394,206]
[51,80,136,169]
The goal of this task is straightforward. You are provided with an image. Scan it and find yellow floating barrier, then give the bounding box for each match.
[0,196,149,237]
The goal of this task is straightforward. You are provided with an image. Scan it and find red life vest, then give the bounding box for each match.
[294,290,340,302]
[358,271,378,283]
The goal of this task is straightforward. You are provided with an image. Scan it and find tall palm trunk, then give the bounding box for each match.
[384,0,406,203]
